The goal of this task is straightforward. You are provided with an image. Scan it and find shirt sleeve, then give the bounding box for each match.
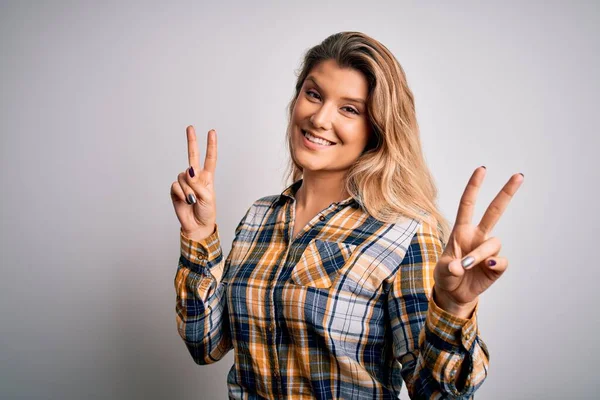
[387,220,490,399]
[174,207,251,365]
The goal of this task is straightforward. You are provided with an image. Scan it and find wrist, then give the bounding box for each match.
[432,286,478,319]
[181,224,216,242]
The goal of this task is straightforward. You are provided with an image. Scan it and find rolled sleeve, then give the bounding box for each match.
[425,291,480,351]
[178,225,224,301]
[180,225,224,276]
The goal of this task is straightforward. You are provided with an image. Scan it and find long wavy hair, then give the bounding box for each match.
[283,32,451,244]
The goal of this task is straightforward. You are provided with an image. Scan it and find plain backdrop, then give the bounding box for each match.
[1,1,598,399]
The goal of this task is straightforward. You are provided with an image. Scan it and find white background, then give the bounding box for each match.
[1,1,598,399]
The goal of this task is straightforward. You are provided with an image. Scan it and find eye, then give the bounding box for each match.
[343,106,359,115]
[305,89,320,99]
[305,90,360,115]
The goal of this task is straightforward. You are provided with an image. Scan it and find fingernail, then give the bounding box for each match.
[461,256,475,269]
[187,193,196,204]
[188,166,195,178]
[488,259,496,267]
[481,165,486,169]
[519,172,524,177]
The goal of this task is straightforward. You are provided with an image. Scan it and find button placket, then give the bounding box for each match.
[265,278,280,390]
[266,282,274,341]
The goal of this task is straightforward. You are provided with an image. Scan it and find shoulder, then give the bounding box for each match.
[237,194,282,226]
[247,194,282,214]
[253,194,281,208]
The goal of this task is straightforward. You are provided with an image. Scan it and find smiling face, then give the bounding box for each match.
[290,59,371,177]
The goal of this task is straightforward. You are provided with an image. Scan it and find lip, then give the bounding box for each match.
[300,129,337,149]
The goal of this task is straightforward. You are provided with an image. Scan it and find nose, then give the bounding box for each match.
[309,103,334,131]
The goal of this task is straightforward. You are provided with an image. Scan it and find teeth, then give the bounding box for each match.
[302,130,334,146]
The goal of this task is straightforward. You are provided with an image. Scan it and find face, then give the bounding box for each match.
[290,59,371,177]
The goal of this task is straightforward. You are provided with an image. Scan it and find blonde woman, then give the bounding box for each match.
[171,32,524,399]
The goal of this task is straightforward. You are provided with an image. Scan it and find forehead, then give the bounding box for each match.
[305,60,368,98]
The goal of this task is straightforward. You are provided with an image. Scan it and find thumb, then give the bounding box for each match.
[447,258,466,277]
[434,256,465,293]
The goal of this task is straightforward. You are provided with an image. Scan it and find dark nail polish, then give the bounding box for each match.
[488,259,496,267]
[519,172,524,177]
[188,166,195,178]
[481,165,486,169]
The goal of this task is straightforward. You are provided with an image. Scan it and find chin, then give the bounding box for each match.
[292,151,315,172]
[290,148,319,172]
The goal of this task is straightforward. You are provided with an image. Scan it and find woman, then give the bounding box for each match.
[170,32,523,399]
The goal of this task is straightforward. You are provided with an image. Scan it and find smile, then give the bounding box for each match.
[301,129,336,146]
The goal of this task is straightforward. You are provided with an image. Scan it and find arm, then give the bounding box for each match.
[174,207,250,365]
[387,221,490,399]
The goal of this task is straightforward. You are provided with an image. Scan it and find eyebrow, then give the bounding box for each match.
[305,76,366,105]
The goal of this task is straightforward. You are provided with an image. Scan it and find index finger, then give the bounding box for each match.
[455,166,487,226]
[186,125,200,169]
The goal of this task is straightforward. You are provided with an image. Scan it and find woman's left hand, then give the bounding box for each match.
[432,166,524,318]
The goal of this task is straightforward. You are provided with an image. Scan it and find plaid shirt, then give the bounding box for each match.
[175,180,489,399]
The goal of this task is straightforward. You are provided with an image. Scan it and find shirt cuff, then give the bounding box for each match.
[426,289,480,351]
[180,225,223,269]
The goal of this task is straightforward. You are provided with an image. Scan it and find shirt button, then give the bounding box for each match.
[268,323,275,332]
[319,215,326,221]
[273,370,279,378]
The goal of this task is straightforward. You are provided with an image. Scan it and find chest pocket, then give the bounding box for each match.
[290,239,357,288]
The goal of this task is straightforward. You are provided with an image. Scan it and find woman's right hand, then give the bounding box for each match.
[170,125,218,242]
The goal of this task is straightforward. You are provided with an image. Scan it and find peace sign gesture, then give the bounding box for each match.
[432,167,525,318]
[170,125,218,242]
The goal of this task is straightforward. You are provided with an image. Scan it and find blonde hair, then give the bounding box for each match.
[284,31,451,244]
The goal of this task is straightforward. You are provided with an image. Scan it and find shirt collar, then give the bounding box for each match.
[278,179,359,208]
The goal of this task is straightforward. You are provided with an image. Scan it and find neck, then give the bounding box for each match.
[295,170,350,211]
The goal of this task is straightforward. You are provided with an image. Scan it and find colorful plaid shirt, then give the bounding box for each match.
[175,180,489,399]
